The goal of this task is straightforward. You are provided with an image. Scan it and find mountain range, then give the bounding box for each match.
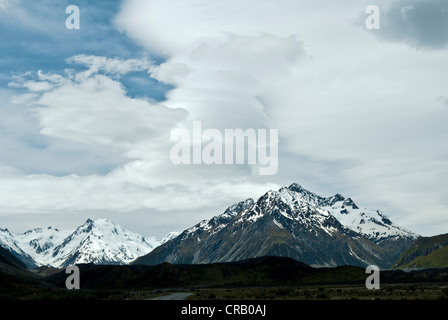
[0,218,165,268]
[0,183,422,269]
[134,183,419,269]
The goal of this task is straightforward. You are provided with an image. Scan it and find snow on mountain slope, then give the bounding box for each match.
[182,198,255,240]
[324,199,418,243]
[160,231,181,244]
[13,227,72,268]
[0,218,165,268]
[284,183,419,243]
[49,218,161,268]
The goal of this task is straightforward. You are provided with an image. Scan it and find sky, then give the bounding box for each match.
[0,0,447,239]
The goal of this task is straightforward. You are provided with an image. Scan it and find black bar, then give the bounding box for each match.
[2,299,446,319]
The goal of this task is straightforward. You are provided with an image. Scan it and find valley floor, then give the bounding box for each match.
[2,282,448,301]
[126,282,448,301]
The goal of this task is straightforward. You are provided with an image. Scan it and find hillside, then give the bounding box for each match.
[393,233,448,268]
[0,245,27,271]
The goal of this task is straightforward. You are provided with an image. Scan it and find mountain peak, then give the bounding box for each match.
[342,198,358,209]
[288,182,303,191]
[329,193,345,204]
[284,183,317,198]
[79,218,118,232]
[90,218,115,228]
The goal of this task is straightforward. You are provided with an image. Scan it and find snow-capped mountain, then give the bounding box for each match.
[47,218,161,268]
[285,183,418,252]
[134,183,418,268]
[0,218,164,268]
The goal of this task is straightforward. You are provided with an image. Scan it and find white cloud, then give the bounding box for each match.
[36,74,183,148]
[112,0,448,236]
[67,54,153,81]
[22,81,54,92]
[9,56,187,155]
